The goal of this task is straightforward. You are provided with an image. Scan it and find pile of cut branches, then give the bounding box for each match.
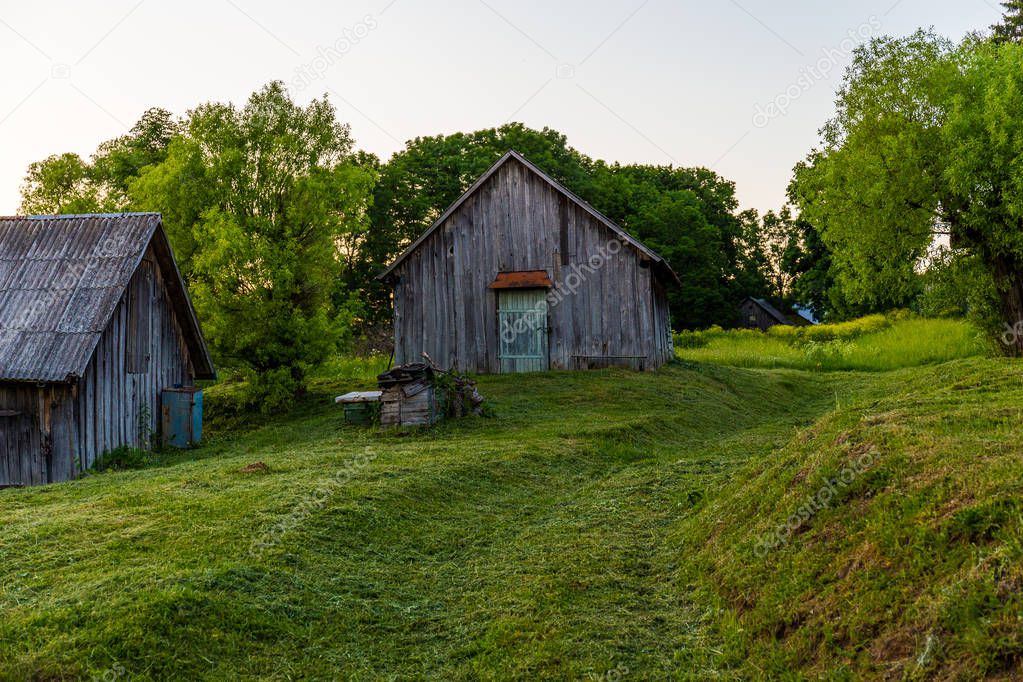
[421,353,487,418]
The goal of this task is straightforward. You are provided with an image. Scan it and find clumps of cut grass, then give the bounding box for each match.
[0,362,840,680]
[3,338,1021,678]
[238,462,271,475]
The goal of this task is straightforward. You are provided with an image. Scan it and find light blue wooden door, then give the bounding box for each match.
[497,289,549,373]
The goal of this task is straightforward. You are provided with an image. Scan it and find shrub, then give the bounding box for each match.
[767,313,892,345]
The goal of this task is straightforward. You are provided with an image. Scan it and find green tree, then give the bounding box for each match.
[793,31,1023,351]
[758,208,798,302]
[779,216,834,322]
[917,248,1000,325]
[19,153,102,214]
[992,0,1023,44]
[634,191,728,329]
[593,163,771,326]
[18,108,179,215]
[94,108,180,207]
[131,83,375,408]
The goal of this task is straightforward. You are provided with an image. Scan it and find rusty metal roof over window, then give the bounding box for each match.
[488,271,554,289]
[0,213,215,383]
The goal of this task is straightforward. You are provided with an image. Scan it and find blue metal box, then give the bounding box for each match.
[161,387,203,448]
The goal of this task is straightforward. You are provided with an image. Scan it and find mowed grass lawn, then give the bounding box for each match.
[1,318,1022,680]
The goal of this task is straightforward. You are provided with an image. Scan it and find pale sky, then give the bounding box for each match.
[0,0,1001,217]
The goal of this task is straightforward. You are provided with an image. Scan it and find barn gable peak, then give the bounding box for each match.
[378,150,679,285]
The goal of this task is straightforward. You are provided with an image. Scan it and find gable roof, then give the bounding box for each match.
[746,297,792,326]
[0,213,215,383]
[378,150,680,285]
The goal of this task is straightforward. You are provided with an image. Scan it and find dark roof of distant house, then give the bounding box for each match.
[747,297,792,326]
[0,213,215,383]
[378,150,680,286]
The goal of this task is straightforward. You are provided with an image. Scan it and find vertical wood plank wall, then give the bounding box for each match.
[74,246,193,473]
[392,157,675,373]
[0,244,195,486]
[0,384,74,487]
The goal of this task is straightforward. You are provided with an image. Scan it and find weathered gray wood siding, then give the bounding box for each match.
[739,299,789,332]
[0,383,76,486]
[652,277,673,362]
[0,245,194,486]
[391,157,675,373]
[73,246,194,472]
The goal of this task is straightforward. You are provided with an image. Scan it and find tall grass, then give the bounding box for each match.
[676,314,986,371]
[310,354,392,386]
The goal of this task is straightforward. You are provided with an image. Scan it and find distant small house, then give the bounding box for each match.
[739,297,794,331]
[0,214,215,487]
[791,306,819,326]
[379,151,679,373]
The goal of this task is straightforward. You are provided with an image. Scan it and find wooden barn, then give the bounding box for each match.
[739,297,794,331]
[379,151,679,373]
[0,213,215,487]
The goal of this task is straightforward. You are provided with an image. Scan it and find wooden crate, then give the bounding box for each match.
[380,380,442,427]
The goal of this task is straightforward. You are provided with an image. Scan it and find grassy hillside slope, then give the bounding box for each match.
[1,319,1020,680]
[677,358,1023,680]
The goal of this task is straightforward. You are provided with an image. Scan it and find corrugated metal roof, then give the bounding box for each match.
[0,213,215,383]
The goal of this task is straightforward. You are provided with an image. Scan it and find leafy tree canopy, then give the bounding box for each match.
[791,30,1023,351]
[992,0,1023,44]
[18,108,178,214]
[19,153,100,215]
[130,83,376,408]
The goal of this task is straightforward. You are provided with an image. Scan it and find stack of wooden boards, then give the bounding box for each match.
[376,364,442,427]
[336,362,485,428]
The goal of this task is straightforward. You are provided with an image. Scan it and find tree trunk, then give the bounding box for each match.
[993,254,1023,356]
